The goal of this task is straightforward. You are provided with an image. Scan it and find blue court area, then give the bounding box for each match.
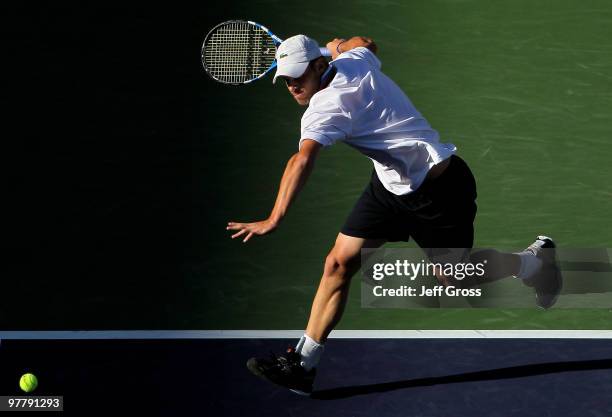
[1,338,611,416]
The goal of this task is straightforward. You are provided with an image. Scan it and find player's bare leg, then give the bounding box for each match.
[246,233,384,395]
[305,233,386,343]
[468,249,521,284]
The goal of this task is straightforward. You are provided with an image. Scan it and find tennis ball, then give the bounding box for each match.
[19,373,38,393]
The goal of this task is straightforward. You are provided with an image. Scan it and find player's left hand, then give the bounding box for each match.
[226,219,278,243]
[326,38,346,60]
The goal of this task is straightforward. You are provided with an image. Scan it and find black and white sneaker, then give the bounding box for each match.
[522,236,563,309]
[246,347,316,396]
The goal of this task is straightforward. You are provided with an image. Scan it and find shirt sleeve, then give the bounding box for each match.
[300,99,352,149]
[337,46,381,70]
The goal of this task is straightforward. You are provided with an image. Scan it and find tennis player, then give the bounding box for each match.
[227,35,562,395]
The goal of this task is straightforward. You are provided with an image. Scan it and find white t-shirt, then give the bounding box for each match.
[299,47,456,195]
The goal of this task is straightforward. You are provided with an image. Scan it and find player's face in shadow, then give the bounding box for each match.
[283,59,327,106]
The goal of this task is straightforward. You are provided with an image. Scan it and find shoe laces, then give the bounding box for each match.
[525,238,545,257]
[268,347,301,373]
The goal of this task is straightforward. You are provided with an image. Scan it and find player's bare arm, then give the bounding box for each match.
[226,139,322,242]
[326,36,378,60]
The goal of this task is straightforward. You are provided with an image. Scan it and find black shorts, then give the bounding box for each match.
[341,155,477,248]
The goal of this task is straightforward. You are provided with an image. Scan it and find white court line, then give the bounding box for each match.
[1,330,612,339]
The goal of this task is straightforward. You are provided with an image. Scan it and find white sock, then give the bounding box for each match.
[295,334,324,371]
[513,252,543,279]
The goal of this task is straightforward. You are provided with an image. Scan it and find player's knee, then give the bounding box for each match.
[323,252,356,282]
[324,253,346,277]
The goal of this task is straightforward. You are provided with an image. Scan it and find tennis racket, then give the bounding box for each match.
[201,20,331,85]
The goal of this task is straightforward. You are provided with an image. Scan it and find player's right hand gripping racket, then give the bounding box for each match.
[201,20,331,85]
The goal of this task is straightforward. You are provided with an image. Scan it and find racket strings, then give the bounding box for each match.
[203,21,276,84]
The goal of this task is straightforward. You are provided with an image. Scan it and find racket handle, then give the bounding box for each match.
[319,47,331,57]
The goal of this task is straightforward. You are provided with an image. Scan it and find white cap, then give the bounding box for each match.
[273,35,322,84]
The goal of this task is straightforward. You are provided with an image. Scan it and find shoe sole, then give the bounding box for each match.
[289,388,311,396]
[536,262,563,309]
[534,237,563,309]
[246,358,313,396]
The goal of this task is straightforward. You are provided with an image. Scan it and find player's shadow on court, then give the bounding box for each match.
[311,358,612,400]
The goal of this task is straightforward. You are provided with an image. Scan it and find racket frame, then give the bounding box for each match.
[201,20,329,85]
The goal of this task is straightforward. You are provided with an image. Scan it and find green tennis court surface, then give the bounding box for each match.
[5,2,612,330]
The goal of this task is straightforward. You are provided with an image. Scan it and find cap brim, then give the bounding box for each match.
[273,61,310,84]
